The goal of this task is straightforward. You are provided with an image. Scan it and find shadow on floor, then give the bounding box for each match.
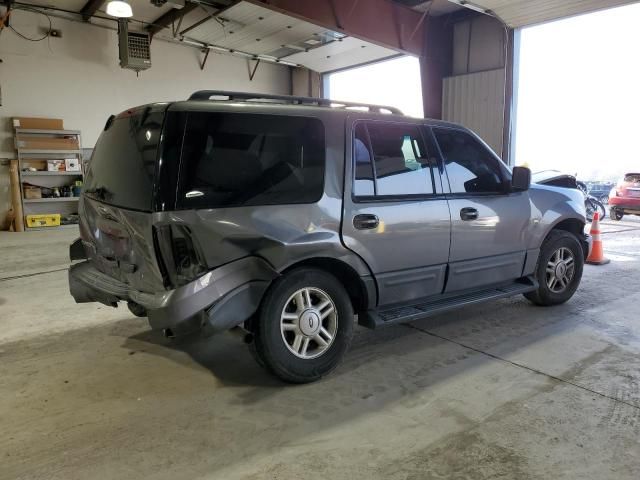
[5,282,637,479]
[122,291,601,392]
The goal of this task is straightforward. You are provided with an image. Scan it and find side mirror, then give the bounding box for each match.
[511,166,531,192]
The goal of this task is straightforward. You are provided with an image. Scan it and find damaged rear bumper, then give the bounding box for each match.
[69,256,277,334]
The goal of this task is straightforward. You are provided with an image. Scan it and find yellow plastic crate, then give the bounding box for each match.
[26,214,61,228]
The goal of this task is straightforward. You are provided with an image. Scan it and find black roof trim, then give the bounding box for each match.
[188,90,404,115]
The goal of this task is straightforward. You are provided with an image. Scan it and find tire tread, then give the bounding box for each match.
[251,267,354,383]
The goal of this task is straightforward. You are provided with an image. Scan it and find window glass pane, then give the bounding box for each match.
[178,113,325,208]
[434,129,505,194]
[624,173,640,183]
[367,123,434,196]
[85,107,164,211]
[353,123,375,196]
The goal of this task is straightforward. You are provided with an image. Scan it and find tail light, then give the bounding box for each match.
[153,225,207,288]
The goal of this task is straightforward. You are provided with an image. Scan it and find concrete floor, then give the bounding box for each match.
[1,219,640,480]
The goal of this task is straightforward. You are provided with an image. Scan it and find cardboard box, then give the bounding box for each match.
[24,186,42,199]
[26,214,61,228]
[65,158,81,171]
[13,117,64,130]
[47,160,66,172]
[15,137,79,151]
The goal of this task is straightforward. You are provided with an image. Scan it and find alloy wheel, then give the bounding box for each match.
[545,247,575,293]
[280,287,338,359]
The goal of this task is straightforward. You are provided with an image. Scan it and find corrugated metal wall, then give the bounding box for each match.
[442,69,506,156]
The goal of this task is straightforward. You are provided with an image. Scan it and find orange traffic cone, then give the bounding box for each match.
[586,212,610,265]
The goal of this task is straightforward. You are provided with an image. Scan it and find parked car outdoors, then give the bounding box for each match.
[609,173,640,220]
[68,91,591,383]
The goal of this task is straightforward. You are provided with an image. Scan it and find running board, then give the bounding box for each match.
[360,277,538,329]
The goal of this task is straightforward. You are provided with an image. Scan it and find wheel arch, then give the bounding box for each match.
[551,217,585,238]
[280,257,375,314]
[547,217,589,260]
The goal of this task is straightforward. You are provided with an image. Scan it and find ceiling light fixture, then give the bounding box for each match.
[106,1,133,18]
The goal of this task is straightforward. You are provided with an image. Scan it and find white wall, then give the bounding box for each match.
[0,10,291,223]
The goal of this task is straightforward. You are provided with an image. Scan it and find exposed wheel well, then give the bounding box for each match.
[552,218,584,238]
[551,218,588,259]
[281,258,371,314]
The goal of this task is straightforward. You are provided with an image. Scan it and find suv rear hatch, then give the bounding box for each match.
[79,104,167,293]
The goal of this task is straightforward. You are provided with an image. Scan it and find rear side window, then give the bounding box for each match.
[177,113,325,209]
[85,107,164,211]
[353,121,436,198]
[624,174,640,183]
[433,128,507,194]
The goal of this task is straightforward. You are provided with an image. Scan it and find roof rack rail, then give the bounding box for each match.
[188,90,403,115]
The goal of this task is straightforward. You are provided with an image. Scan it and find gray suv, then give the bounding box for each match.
[69,91,591,383]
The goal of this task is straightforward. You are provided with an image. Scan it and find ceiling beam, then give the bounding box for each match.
[244,0,428,56]
[147,4,200,36]
[79,0,104,22]
[147,1,236,37]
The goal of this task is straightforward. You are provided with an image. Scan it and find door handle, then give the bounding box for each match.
[353,214,379,230]
[460,207,479,221]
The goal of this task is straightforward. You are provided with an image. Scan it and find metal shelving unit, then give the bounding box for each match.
[23,197,80,204]
[22,171,82,177]
[18,149,83,155]
[15,128,83,230]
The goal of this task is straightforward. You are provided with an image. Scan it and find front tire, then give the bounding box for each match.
[524,230,584,306]
[252,268,354,383]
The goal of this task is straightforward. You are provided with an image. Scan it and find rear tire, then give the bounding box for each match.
[127,301,147,317]
[251,268,354,383]
[611,208,624,221]
[524,230,584,306]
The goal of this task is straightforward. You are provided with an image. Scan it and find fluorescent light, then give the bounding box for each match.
[106,1,133,18]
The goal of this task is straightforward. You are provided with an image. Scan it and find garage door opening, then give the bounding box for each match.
[323,56,424,118]
[514,2,640,184]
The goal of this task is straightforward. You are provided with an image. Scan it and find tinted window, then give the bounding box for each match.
[85,107,164,211]
[624,174,640,183]
[433,128,506,194]
[353,122,436,197]
[353,124,375,196]
[177,113,325,209]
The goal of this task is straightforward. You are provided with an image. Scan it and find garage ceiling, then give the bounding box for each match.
[464,0,640,27]
[13,1,398,71]
[284,37,399,73]
[182,2,398,72]
[13,0,640,70]
[18,0,178,24]
[19,0,640,31]
[397,0,640,27]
